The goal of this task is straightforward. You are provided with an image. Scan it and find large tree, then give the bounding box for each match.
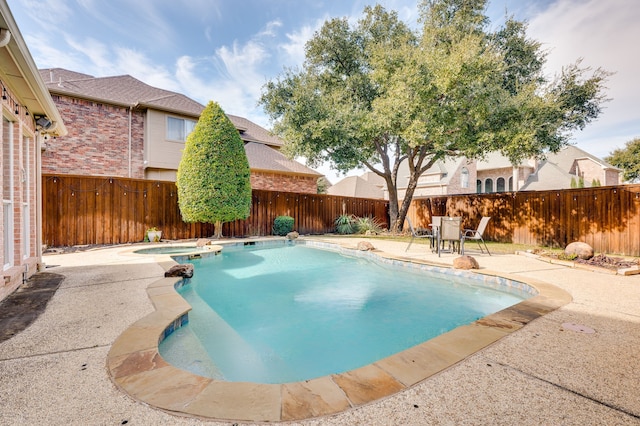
[177,101,251,238]
[605,137,640,183]
[260,0,610,232]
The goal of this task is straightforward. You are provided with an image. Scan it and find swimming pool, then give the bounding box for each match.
[134,245,221,255]
[159,242,533,384]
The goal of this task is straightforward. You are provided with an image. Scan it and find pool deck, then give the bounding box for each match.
[1,236,639,425]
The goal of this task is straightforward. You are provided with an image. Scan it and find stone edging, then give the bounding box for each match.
[516,251,640,276]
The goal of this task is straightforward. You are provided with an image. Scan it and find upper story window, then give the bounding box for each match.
[460,167,469,188]
[167,116,196,142]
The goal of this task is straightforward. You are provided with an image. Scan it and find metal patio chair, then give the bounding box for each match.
[461,216,491,255]
[405,216,436,251]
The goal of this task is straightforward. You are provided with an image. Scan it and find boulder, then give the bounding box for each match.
[357,241,375,251]
[286,231,299,240]
[364,230,378,236]
[453,255,479,270]
[564,241,594,260]
[164,264,194,278]
[196,238,211,247]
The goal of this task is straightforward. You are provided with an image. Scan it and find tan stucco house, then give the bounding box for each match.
[38,68,321,193]
[1,2,67,301]
[330,146,621,200]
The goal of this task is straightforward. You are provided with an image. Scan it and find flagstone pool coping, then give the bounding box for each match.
[107,240,571,423]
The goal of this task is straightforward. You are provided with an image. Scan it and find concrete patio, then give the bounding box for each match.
[0,237,638,425]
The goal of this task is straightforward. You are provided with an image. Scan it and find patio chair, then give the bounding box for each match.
[438,216,461,256]
[405,216,436,251]
[461,216,491,256]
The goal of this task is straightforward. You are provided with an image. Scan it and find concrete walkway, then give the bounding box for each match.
[0,237,639,425]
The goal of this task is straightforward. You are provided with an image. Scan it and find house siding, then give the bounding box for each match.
[42,95,145,178]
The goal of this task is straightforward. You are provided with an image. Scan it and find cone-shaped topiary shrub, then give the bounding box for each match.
[177,101,251,238]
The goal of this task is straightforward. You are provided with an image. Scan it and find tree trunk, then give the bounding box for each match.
[213,220,223,239]
[394,176,420,234]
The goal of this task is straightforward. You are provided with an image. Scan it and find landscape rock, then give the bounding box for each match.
[453,255,479,270]
[196,238,211,247]
[286,231,299,240]
[365,230,378,236]
[357,241,375,251]
[164,264,194,278]
[565,241,594,260]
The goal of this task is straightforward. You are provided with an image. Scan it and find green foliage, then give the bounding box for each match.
[571,176,585,188]
[605,137,640,183]
[317,176,330,194]
[176,101,251,237]
[591,178,601,187]
[259,0,610,233]
[557,252,578,261]
[335,214,357,235]
[355,216,384,234]
[273,215,295,236]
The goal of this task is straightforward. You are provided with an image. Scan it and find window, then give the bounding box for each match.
[484,178,493,193]
[476,179,482,193]
[460,167,469,188]
[508,176,513,191]
[167,116,196,141]
[497,177,505,192]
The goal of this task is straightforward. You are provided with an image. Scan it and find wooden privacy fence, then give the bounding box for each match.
[406,184,640,256]
[42,174,389,247]
[42,174,640,255]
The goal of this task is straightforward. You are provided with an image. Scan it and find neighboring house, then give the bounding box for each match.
[38,68,321,193]
[327,174,385,199]
[330,145,621,200]
[476,145,622,192]
[1,2,67,301]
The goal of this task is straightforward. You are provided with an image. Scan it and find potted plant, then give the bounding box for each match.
[146,227,162,242]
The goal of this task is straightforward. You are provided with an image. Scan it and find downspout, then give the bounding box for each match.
[35,132,43,270]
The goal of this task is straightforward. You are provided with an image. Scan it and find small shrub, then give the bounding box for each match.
[273,215,295,236]
[355,216,383,234]
[557,252,578,261]
[335,214,356,235]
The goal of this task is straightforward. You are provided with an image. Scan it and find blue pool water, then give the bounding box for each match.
[159,244,532,384]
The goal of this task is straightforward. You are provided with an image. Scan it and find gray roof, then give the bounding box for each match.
[39,68,204,115]
[38,68,283,148]
[244,142,320,177]
[327,175,385,199]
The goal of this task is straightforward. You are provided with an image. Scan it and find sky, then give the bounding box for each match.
[7,0,640,184]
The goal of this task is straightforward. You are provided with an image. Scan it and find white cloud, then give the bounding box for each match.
[63,36,113,73]
[17,0,73,30]
[526,0,640,157]
[113,47,177,91]
[280,24,316,67]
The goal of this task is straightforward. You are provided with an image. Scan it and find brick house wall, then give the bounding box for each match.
[42,95,145,178]
[573,158,619,186]
[1,86,40,301]
[251,171,318,194]
[477,167,518,193]
[45,95,319,194]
